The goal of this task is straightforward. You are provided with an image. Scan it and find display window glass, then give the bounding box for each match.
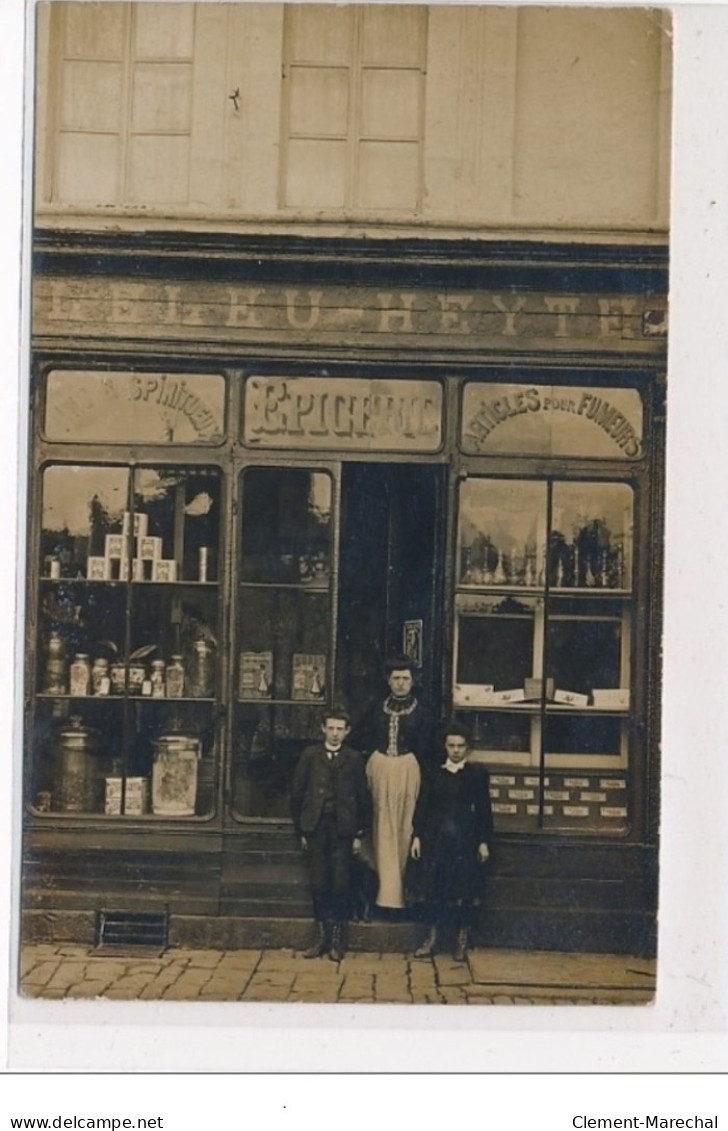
[31,462,222,819]
[454,476,635,832]
[232,465,337,818]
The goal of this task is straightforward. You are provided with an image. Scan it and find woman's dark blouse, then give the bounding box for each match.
[351,697,430,761]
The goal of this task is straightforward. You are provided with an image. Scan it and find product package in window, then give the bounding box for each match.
[239,651,274,699]
[291,654,326,700]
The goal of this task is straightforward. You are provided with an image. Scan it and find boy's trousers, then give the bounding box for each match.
[307,811,352,922]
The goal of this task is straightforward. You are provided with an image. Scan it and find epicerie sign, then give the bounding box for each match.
[243,376,443,452]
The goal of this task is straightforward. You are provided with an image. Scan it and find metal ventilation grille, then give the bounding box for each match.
[96,909,168,951]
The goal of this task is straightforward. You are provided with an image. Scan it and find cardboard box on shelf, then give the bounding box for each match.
[105,533,130,560]
[591,688,630,709]
[152,559,178,582]
[122,512,149,540]
[523,677,555,701]
[104,776,148,815]
[87,556,108,581]
[138,536,163,561]
[554,689,590,707]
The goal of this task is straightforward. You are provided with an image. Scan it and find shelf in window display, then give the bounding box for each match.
[454,701,629,716]
[452,583,636,598]
[236,697,326,706]
[238,580,329,592]
[39,577,218,588]
[37,692,217,702]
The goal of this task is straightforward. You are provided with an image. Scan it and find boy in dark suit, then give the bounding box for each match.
[291,705,371,962]
[410,721,493,963]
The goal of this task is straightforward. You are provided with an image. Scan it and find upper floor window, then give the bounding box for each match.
[49,2,195,206]
[280,5,427,213]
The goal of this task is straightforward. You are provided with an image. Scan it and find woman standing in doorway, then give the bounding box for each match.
[353,655,429,913]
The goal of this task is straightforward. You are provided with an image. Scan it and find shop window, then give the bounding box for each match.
[454,477,634,832]
[233,466,337,819]
[50,3,195,206]
[281,5,427,211]
[30,463,222,819]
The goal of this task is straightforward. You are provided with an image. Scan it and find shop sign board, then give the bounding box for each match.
[461,383,644,459]
[243,376,443,452]
[44,370,225,444]
[34,277,667,355]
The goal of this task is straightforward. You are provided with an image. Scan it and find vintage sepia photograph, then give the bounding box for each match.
[18,0,670,1009]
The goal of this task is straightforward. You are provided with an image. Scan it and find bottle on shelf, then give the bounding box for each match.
[43,632,67,695]
[150,659,166,698]
[166,654,185,698]
[91,656,110,696]
[69,653,91,697]
[187,638,215,698]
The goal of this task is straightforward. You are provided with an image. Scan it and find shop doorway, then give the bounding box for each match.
[337,462,446,726]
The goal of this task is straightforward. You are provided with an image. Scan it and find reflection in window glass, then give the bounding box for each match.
[469,712,532,755]
[551,482,634,590]
[457,607,535,689]
[240,468,332,584]
[544,716,622,757]
[547,618,622,697]
[458,480,547,586]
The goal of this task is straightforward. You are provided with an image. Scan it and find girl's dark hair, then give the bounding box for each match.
[441,719,471,743]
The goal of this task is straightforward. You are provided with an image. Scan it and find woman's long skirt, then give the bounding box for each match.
[366,751,421,908]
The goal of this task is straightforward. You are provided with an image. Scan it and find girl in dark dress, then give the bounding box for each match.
[410,721,493,962]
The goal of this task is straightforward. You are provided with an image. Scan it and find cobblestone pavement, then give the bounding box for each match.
[18,944,655,1005]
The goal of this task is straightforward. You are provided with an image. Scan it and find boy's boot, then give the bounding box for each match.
[329,922,346,962]
[413,926,438,958]
[303,920,328,959]
[453,927,469,963]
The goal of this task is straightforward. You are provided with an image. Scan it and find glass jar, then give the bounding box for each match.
[150,659,166,698]
[166,655,185,698]
[53,714,99,812]
[187,638,215,698]
[110,662,127,695]
[91,657,109,696]
[69,653,91,697]
[43,632,67,694]
[128,661,146,696]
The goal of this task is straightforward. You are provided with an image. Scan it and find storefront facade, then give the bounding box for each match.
[21,231,666,953]
[22,3,670,955]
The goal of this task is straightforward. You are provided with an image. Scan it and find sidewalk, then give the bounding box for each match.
[19,943,656,1005]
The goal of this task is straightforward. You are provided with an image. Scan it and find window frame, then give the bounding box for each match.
[279,4,428,215]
